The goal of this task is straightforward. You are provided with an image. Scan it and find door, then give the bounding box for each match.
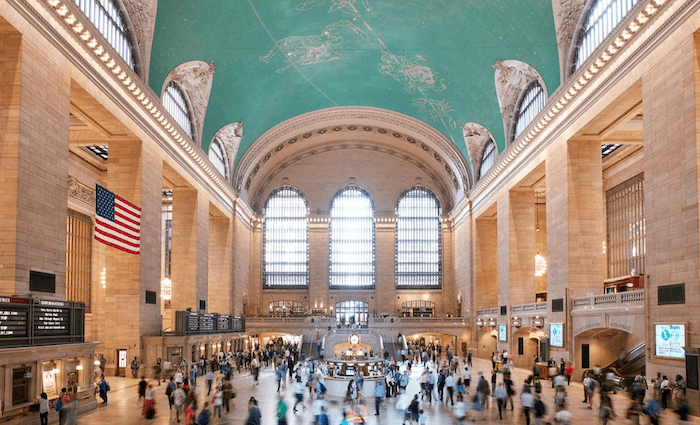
[582,344,590,369]
[116,349,127,377]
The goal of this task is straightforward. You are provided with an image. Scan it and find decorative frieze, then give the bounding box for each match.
[166,60,216,146]
[68,175,95,208]
[492,60,543,144]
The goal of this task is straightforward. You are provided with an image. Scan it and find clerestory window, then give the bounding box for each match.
[163,82,195,140]
[513,81,546,142]
[72,0,135,70]
[208,140,227,178]
[479,141,498,180]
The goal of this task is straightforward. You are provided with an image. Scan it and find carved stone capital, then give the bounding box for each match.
[68,175,95,208]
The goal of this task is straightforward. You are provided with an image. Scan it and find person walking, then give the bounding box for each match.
[98,376,109,404]
[374,380,385,415]
[276,395,288,425]
[138,376,148,406]
[494,382,508,419]
[246,397,261,425]
[172,384,186,423]
[165,377,176,411]
[213,386,223,419]
[520,386,533,425]
[445,372,455,405]
[142,383,155,417]
[660,375,671,408]
[206,369,214,396]
[293,380,305,412]
[39,392,49,425]
[57,388,69,425]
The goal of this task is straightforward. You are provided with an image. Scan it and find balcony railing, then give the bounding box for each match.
[477,307,499,317]
[572,290,645,310]
[512,302,548,315]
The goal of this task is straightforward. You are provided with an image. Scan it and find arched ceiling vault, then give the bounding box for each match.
[234,107,471,214]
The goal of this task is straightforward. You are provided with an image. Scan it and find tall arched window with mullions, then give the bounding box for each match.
[513,81,546,143]
[395,187,441,289]
[163,82,195,140]
[329,187,375,289]
[263,187,309,288]
[572,0,640,73]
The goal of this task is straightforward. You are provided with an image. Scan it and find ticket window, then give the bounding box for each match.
[12,367,31,405]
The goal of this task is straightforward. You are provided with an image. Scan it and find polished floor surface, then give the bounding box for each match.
[67,357,693,424]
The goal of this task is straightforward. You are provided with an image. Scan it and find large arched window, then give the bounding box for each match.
[573,0,641,72]
[479,140,498,180]
[263,187,309,288]
[208,140,227,178]
[329,187,375,288]
[163,82,195,140]
[72,0,135,70]
[395,187,441,288]
[513,81,546,142]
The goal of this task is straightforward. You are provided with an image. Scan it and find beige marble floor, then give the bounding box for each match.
[45,357,695,424]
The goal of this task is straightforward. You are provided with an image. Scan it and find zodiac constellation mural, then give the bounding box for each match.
[257,0,456,130]
[259,20,368,73]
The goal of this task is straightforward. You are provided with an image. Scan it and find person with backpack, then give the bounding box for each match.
[56,388,69,425]
[98,376,109,404]
[165,377,176,410]
[532,393,546,425]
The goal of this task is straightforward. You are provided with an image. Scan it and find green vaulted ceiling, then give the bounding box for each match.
[149,0,560,168]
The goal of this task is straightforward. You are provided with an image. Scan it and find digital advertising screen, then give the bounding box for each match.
[550,323,564,347]
[499,324,507,342]
[655,323,686,358]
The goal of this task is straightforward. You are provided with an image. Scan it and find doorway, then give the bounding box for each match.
[116,349,127,377]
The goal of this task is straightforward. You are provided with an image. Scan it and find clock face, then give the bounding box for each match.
[350,334,359,345]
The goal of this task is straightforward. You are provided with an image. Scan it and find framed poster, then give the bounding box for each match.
[498,324,507,342]
[655,323,686,359]
[550,323,564,347]
[42,370,57,397]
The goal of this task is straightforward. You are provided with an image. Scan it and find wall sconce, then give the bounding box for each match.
[532,317,544,327]
[487,319,497,327]
[476,318,484,327]
[511,317,521,327]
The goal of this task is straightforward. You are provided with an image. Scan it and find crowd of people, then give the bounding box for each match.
[38,340,690,425]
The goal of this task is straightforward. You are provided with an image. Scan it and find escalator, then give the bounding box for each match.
[584,342,645,389]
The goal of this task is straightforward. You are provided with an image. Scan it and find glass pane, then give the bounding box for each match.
[71,0,134,70]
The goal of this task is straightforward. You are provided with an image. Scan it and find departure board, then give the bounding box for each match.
[218,315,230,331]
[0,297,29,337]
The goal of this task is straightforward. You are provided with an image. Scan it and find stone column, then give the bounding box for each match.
[509,190,536,306]
[308,215,330,315]
[171,188,209,313]
[643,33,700,389]
[375,218,396,316]
[101,138,162,373]
[0,31,70,296]
[208,213,232,314]
[475,217,498,310]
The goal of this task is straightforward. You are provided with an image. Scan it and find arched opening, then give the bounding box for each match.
[268,300,304,317]
[401,300,436,317]
[335,300,369,326]
[511,327,547,369]
[573,327,644,383]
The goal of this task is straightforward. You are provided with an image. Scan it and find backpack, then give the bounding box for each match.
[105,381,111,392]
[54,398,62,412]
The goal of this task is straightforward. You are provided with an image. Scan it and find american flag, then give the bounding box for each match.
[95,184,141,255]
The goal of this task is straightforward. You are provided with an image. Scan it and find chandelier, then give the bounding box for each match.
[535,191,547,276]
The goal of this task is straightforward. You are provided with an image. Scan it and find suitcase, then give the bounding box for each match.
[145,406,155,419]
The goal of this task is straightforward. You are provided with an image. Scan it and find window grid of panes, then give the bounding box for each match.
[71,0,134,70]
[602,143,622,158]
[163,83,194,140]
[263,187,309,288]
[66,210,92,312]
[329,187,375,288]
[574,0,640,72]
[209,140,227,178]
[395,188,441,288]
[514,82,546,141]
[335,301,369,325]
[86,145,109,160]
[606,173,645,278]
[162,190,172,278]
[479,141,498,180]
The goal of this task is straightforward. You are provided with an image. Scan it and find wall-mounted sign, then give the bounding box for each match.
[511,318,521,327]
[655,323,686,359]
[550,323,564,347]
[532,317,544,327]
[476,319,484,327]
[498,324,507,341]
[488,319,497,327]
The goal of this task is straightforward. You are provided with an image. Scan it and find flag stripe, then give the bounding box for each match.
[94,236,140,255]
[114,211,140,232]
[115,194,141,212]
[95,218,140,246]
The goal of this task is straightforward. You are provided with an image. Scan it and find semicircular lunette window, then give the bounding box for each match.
[395,187,441,289]
[329,187,375,289]
[574,0,641,72]
[514,81,546,142]
[163,82,194,140]
[479,140,498,180]
[263,187,309,288]
[72,0,135,70]
[208,140,227,178]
